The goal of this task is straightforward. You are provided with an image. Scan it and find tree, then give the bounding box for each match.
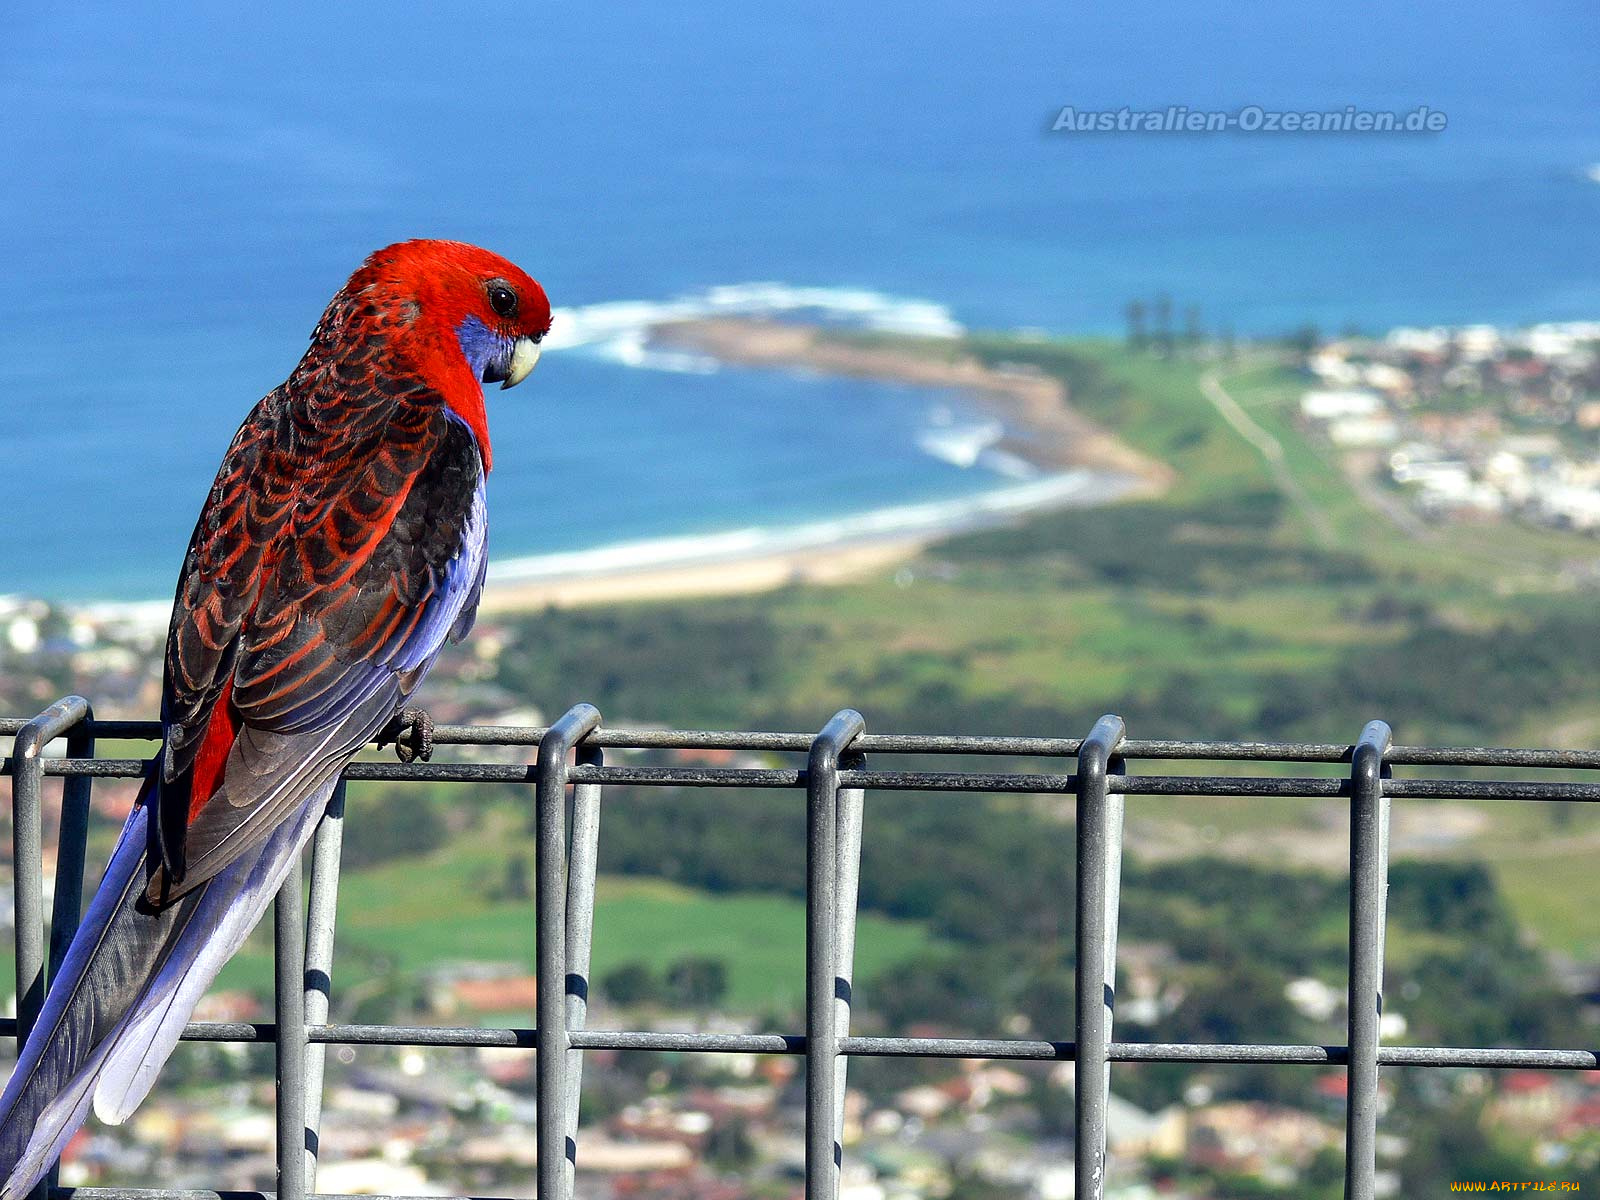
[498,853,531,901]
[1399,1101,1539,1193]
[665,956,728,1008]
[1152,292,1174,356]
[342,789,447,869]
[705,1118,755,1168]
[1124,299,1148,351]
[1286,322,1321,357]
[601,961,659,1006]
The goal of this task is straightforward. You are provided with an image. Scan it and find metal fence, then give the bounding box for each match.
[4,695,1599,1200]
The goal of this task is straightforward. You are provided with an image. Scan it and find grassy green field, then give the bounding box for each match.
[213,822,945,1013]
[1059,347,1600,955]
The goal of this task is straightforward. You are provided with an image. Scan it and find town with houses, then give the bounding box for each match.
[3,319,1600,1197]
[1299,321,1600,535]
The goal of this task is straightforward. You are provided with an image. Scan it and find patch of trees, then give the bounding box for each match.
[494,602,808,729]
[937,492,1373,592]
[599,956,728,1009]
[339,788,448,869]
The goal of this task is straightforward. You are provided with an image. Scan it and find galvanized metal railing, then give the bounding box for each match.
[4,697,1599,1200]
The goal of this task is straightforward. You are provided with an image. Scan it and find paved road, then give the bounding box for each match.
[1200,371,1336,547]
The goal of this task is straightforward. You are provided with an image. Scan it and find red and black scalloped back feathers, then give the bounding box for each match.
[152,240,549,902]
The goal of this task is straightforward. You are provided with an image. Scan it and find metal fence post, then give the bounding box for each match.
[563,740,604,1166]
[275,854,308,1200]
[1075,713,1126,1200]
[302,779,347,1191]
[47,705,95,991]
[536,703,602,1200]
[832,745,867,1171]
[8,696,92,1055]
[1345,720,1392,1200]
[8,695,92,1200]
[805,709,865,1200]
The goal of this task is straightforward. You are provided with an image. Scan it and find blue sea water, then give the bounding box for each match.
[0,0,1596,600]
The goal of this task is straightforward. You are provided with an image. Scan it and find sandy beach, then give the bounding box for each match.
[480,319,1168,611]
[478,537,920,612]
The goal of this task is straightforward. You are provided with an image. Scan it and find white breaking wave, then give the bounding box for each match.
[916,417,1005,469]
[697,283,963,337]
[488,469,1139,584]
[916,407,1038,479]
[544,282,963,373]
[978,448,1040,481]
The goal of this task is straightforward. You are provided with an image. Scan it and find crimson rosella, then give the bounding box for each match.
[0,240,550,1195]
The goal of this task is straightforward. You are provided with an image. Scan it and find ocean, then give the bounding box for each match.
[1,0,1596,601]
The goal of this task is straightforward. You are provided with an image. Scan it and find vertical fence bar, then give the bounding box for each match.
[805,710,865,1200]
[10,716,47,1063]
[47,706,95,988]
[1345,720,1392,1200]
[536,703,602,1200]
[275,856,308,1200]
[8,697,91,1062]
[831,744,867,1167]
[562,741,604,1168]
[1075,713,1127,1200]
[301,779,347,1192]
[8,696,92,1200]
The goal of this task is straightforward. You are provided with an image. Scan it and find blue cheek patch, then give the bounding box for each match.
[455,316,502,379]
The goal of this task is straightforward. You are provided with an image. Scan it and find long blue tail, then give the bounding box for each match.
[0,788,328,1198]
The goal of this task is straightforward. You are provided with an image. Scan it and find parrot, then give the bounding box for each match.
[0,239,550,1196]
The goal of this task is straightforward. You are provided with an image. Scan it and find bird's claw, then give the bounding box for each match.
[381,707,435,763]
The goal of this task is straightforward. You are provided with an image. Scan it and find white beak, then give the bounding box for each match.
[501,336,542,389]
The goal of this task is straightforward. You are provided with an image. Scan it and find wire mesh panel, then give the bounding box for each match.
[4,697,1599,1200]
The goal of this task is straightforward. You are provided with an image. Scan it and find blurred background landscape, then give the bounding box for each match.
[2,1,1599,1196]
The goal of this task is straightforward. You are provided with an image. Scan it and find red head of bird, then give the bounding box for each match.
[300,239,552,471]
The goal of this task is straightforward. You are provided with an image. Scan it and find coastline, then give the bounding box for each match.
[34,319,1166,620]
[479,468,1148,611]
[650,317,1173,484]
[477,317,1167,611]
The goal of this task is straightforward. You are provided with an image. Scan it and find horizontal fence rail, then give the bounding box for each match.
[5,697,1598,1200]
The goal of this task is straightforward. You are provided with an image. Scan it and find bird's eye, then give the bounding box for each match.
[487,283,518,318]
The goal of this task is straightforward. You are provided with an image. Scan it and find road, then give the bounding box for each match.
[1199,371,1336,546]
